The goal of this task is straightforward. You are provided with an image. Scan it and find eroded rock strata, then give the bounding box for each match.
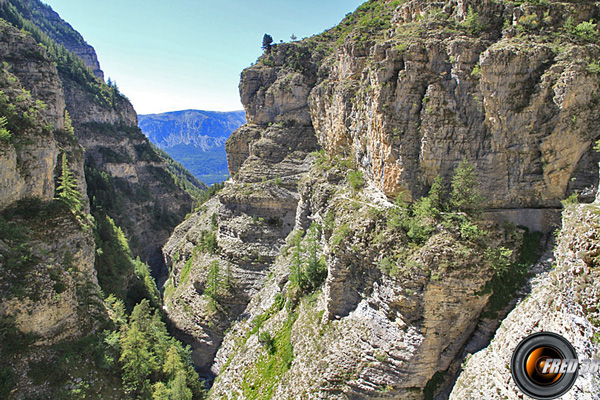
[164,1,600,398]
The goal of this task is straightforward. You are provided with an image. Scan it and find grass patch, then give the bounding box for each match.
[241,313,297,400]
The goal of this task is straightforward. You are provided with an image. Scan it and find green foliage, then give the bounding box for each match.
[587,60,600,74]
[289,224,327,301]
[451,160,484,216]
[461,6,484,35]
[120,324,157,396]
[331,223,350,248]
[205,260,222,301]
[117,299,204,399]
[564,17,598,41]
[93,213,160,310]
[470,64,482,79]
[516,12,539,33]
[561,192,578,207]
[0,115,12,142]
[347,170,365,191]
[197,229,219,254]
[64,110,74,136]
[241,313,296,400]
[258,331,276,354]
[482,231,543,318]
[0,68,52,143]
[574,20,598,41]
[180,258,193,285]
[55,153,82,213]
[0,365,14,398]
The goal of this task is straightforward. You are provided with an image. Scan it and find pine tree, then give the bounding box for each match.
[262,33,273,53]
[428,175,446,212]
[55,153,81,212]
[450,159,484,215]
[205,260,221,301]
[169,371,192,400]
[152,382,170,400]
[119,324,158,395]
[163,344,184,382]
[64,109,74,136]
[290,33,297,41]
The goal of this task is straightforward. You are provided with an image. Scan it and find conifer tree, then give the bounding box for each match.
[119,324,157,395]
[170,371,192,400]
[262,33,273,53]
[450,159,484,215]
[163,344,184,382]
[205,260,221,301]
[64,110,74,136]
[55,153,81,212]
[152,382,170,400]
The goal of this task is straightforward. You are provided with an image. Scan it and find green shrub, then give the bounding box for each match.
[574,20,598,41]
[258,331,275,354]
[561,192,578,207]
[0,116,11,142]
[461,7,484,35]
[587,60,600,74]
[451,160,484,216]
[289,224,327,298]
[347,170,365,191]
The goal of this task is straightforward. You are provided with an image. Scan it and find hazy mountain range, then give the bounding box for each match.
[139,110,246,185]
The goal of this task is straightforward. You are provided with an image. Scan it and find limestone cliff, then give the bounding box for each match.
[8,0,104,79]
[0,19,121,399]
[0,0,195,271]
[163,0,600,399]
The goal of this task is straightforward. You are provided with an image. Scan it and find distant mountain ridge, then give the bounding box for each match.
[139,109,246,185]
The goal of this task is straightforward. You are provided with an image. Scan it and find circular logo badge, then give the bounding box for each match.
[511,332,579,399]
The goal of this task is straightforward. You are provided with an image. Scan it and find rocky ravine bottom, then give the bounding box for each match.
[450,202,600,400]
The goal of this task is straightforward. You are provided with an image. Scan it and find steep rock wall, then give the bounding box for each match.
[164,0,600,398]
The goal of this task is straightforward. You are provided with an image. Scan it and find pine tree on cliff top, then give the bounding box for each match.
[262,33,273,53]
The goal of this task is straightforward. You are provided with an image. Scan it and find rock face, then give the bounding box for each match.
[0,20,62,210]
[450,201,600,400]
[0,0,195,271]
[14,0,104,79]
[0,18,111,399]
[0,19,95,339]
[310,1,600,207]
[163,0,600,399]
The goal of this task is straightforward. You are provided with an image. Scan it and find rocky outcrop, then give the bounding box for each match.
[0,20,62,210]
[0,18,113,399]
[450,201,600,400]
[0,19,96,338]
[16,0,104,79]
[163,0,600,398]
[0,0,195,271]
[310,1,600,205]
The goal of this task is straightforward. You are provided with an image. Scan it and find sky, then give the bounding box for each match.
[43,0,366,115]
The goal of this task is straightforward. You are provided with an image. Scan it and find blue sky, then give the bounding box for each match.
[43,0,365,115]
